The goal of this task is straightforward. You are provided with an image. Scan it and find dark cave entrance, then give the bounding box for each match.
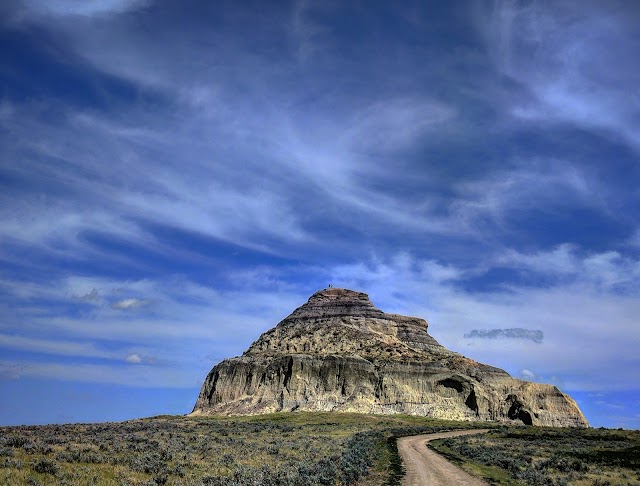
[507,399,533,425]
[465,389,479,415]
[438,378,464,393]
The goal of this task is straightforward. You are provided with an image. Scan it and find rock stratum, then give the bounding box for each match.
[192,288,588,427]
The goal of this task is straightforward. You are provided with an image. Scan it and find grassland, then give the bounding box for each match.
[0,412,481,485]
[430,426,640,485]
[2,412,638,485]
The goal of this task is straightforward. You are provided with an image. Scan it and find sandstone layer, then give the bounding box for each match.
[192,288,588,427]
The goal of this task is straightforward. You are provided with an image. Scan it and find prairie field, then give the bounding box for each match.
[0,412,478,485]
[431,425,640,485]
[1,412,638,485]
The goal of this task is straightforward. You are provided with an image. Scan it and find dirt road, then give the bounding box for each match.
[397,429,490,486]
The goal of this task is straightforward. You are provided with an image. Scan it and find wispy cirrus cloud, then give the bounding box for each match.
[1,247,639,402]
[343,96,457,152]
[0,273,307,388]
[0,360,191,388]
[450,160,598,230]
[496,245,640,291]
[477,0,640,152]
[3,0,631,274]
[0,364,24,381]
[15,0,151,19]
[1,0,638,426]
[0,334,114,360]
[73,288,100,302]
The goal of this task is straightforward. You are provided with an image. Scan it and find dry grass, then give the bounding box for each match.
[0,412,476,485]
[3,412,635,485]
[430,426,640,485]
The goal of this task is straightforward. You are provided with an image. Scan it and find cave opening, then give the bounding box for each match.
[282,358,294,391]
[507,401,533,426]
[465,390,479,415]
[438,378,464,393]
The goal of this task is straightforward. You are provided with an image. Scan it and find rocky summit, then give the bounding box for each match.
[192,288,588,427]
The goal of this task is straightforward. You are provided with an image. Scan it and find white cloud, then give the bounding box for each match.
[497,245,640,291]
[519,369,536,380]
[0,1,637,408]
[1,248,639,392]
[324,251,640,392]
[110,298,148,310]
[0,364,23,381]
[0,273,307,388]
[450,160,597,231]
[0,360,195,388]
[478,1,640,151]
[74,288,100,302]
[0,334,111,359]
[20,0,150,18]
[0,5,471,255]
[0,101,313,259]
[343,97,457,152]
[125,353,157,364]
[496,244,578,276]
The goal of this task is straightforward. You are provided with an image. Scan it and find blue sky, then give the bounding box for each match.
[1,0,639,428]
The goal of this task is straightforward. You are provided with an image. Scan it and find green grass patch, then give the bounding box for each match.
[429,441,519,485]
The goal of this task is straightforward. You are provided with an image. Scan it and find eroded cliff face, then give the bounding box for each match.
[192,288,588,427]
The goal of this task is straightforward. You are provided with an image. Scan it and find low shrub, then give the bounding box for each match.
[31,458,59,475]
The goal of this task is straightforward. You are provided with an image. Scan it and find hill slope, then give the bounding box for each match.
[192,288,588,427]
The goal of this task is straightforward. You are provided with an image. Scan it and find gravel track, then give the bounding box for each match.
[398,429,490,485]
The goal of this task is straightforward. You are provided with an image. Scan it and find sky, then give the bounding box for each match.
[0,0,639,429]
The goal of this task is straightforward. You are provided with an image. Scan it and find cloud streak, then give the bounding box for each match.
[111,298,149,310]
[17,0,151,19]
[464,328,543,343]
[478,0,640,152]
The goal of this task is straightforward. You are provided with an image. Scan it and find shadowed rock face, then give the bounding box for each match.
[192,288,589,427]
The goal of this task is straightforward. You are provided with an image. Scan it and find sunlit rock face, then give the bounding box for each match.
[192,288,588,427]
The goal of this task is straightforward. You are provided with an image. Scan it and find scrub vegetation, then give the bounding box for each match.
[0,412,480,486]
[2,413,638,485]
[430,426,640,485]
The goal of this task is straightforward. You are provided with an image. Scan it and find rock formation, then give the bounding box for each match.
[192,288,588,427]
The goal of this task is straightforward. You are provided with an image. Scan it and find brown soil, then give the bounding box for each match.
[398,429,490,485]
